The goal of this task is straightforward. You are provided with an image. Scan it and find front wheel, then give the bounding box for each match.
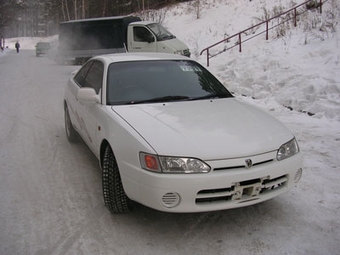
[102,146,131,213]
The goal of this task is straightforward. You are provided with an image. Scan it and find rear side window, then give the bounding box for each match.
[74,61,93,85]
[74,60,104,94]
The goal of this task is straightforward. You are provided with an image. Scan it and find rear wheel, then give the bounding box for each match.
[102,145,131,213]
[64,105,78,143]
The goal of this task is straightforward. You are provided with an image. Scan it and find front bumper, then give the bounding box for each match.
[36,50,49,55]
[121,150,303,213]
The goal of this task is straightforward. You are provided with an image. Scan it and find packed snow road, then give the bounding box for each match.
[0,49,339,255]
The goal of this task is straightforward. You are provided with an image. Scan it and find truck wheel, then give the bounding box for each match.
[102,145,131,213]
[64,105,78,143]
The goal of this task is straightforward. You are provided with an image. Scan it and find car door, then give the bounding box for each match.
[75,60,104,154]
[68,61,93,135]
[131,26,157,53]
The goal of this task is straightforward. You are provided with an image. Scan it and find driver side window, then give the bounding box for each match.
[133,27,154,42]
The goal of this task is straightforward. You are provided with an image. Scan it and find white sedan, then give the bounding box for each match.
[64,53,303,213]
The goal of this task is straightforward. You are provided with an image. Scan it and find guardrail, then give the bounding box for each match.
[200,0,326,66]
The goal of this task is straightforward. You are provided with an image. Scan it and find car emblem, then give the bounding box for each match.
[245,159,253,169]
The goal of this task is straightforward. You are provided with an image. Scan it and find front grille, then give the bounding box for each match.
[260,175,288,194]
[183,49,191,57]
[214,159,274,171]
[196,175,288,204]
[196,187,234,203]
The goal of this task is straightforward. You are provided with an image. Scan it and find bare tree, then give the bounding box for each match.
[196,0,200,19]
[73,0,78,19]
[82,0,85,19]
[62,0,70,21]
[1,0,191,36]
[102,0,108,17]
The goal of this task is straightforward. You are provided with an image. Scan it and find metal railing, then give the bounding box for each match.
[200,0,326,66]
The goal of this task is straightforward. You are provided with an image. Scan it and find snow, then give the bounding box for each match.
[3,35,58,50]
[162,0,340,120]
[0,0,339,254]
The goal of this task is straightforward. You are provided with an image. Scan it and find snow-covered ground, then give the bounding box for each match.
[1,0,339,254]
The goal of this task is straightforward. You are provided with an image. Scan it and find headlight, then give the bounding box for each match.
[277,138,299,161]
[140,153,211,174]
[174,50,183,55]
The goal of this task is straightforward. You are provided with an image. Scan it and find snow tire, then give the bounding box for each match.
[102,145,131,213]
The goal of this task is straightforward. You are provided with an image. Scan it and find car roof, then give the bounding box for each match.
[60,15,138,24]
[129,21,155,26]
[92,52,191,65]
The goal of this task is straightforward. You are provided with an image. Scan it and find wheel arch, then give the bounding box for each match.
[100,139,110,169]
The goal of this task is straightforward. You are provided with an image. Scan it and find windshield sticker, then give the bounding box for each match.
[179,65,201,72]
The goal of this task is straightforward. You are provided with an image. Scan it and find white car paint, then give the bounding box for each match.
[64,52,303,213]
[111,99,293,159]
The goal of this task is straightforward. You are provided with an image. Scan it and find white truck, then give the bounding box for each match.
[57,16,190,64]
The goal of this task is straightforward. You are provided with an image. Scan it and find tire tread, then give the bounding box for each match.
[102,146,131,213]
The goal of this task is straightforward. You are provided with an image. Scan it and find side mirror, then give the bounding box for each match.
[146,34,155,43]
[77,87,100,103]
[70,70,78,76]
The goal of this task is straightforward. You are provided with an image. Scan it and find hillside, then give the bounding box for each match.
[162,0,340,120]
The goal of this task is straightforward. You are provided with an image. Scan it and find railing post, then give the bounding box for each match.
[238,33,242,52]
[207,48,210,67]
[199,0,325,66]
[319,0,322,13]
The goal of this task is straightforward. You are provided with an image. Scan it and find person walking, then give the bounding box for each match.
[15,41,20,53]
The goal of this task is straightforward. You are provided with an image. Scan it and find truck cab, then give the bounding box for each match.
[127,21,190,57]
[58,16,190,65]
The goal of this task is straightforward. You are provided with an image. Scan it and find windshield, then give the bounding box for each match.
[107,60,233,105]
[37,42,50,49]
[147,23,175,41]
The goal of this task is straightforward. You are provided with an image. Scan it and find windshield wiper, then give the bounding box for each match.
[129,95,190,104]
[161,35,176,40]
[190,93,222,101]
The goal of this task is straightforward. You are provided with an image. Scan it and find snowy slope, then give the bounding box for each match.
[162,0,340,120]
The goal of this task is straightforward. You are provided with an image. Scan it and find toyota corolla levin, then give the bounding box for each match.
[63,53,302,213]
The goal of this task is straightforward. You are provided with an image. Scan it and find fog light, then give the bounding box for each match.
[161,192,181,208]
[294,168,303,183]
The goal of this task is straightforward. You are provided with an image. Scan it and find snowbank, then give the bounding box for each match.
[164,0,340,120]
[4,35,58,50]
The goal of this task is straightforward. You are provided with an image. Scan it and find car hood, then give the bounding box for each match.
[111,98,293,160]
[162,37,189,51]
